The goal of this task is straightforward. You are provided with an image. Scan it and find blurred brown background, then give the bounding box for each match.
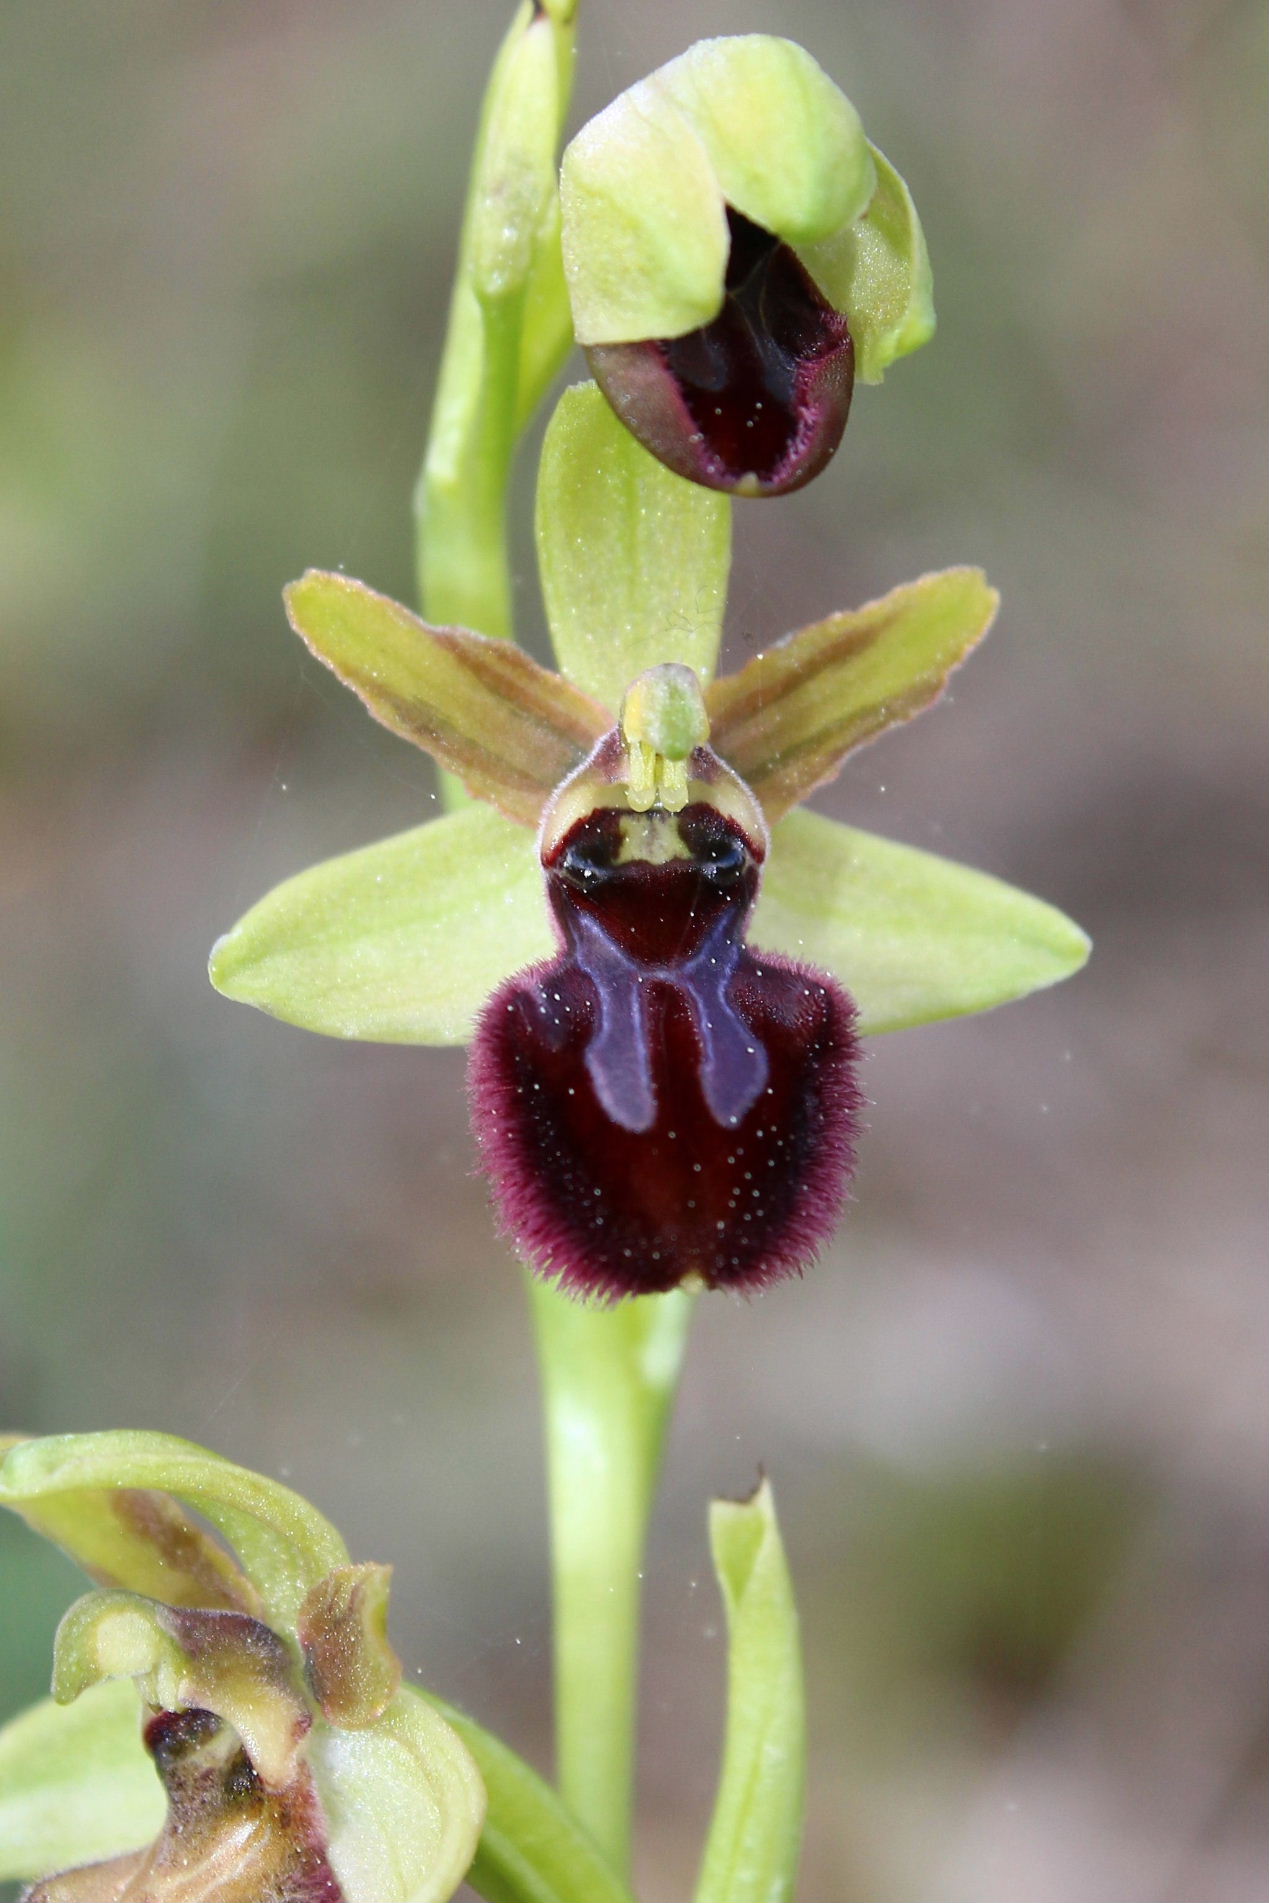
[1,2,1265,1899]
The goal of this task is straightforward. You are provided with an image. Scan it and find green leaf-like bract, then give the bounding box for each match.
[695,1480,803,1903]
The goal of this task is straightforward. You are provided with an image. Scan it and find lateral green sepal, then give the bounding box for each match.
[209,806,550,1046]
[754,810,1091,1033]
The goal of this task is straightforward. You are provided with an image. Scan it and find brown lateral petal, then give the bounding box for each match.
[285,571,610,825]
[299,1564,401,1729]
[706,567,998,820]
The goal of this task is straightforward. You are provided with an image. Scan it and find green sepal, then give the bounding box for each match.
[310,1687,486,1903]
[209,805,550,1046]
[799,144,935,382]
[0,1432,348,1634]
[655,38,873,251]
[0,1679,159,1884]
[284,571,607,825]
[694,1479,803,1903]
[537,382,731,709]
[754,810,1091,1033]
[0,1433,259,1616]
[561,37,874,344]
[706,568,997,822]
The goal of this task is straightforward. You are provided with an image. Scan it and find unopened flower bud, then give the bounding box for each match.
[561,36,933,494]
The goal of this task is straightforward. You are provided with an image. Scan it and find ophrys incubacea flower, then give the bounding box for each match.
[210,384,1088,1299]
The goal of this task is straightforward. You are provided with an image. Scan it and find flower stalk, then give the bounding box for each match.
[530,1284,694,1876]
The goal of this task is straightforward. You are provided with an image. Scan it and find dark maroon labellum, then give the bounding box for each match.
[586,207,855,498]
[470,800,861,1299]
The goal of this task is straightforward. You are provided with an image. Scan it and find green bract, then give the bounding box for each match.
[560,36,931,382]
[417,0,578,634]
[695,1480,803,1903]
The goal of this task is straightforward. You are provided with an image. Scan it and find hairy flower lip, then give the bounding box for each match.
[586,209,854,497]
[471,769,863,1300]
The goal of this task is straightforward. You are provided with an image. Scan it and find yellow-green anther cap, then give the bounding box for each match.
[560,36,934,495]
[620,662,710,811]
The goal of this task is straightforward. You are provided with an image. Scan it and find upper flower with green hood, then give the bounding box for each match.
[560,36,933,494]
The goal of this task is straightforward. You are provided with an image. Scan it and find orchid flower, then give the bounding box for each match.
[210,384,1087,1301]
[561,36,933,494]
[0,1431,636,1903]
[0,1432,482,1902]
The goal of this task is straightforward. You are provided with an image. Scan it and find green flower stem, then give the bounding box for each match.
[528,1279,695,1878]
[414,14,694,1879]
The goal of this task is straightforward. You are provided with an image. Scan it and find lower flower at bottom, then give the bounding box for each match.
[0,1432,485,1903]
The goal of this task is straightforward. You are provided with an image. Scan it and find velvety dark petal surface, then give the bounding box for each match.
[586,208,854,497]
[469,801,862,1297]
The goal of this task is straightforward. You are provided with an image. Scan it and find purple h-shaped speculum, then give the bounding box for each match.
[567,900,769,1135]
